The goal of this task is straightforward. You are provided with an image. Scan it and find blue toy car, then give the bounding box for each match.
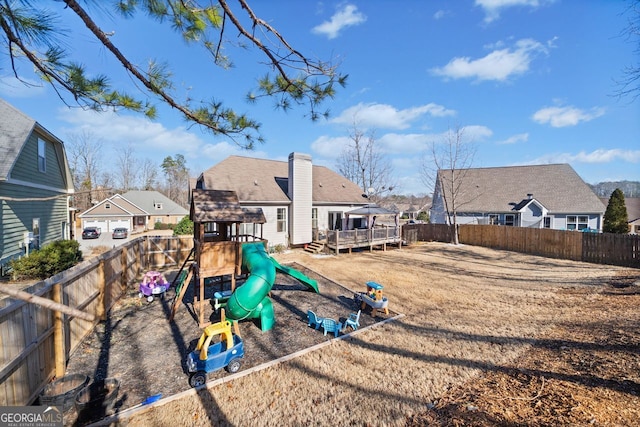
[186,322,245,388]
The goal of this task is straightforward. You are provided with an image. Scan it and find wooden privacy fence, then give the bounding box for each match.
[0,235,193,407]
[405,223,640,268]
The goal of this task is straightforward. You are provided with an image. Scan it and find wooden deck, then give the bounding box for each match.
[325,227,402,254]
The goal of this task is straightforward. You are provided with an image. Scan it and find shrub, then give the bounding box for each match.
[9,240,82,280]
[173,216,194,235]
[153,222,175,230]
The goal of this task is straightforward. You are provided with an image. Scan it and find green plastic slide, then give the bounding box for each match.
[225,242,319,331]
[270,258,319,293]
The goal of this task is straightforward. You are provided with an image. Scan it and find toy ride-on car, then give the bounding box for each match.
[186,320,245,388]
[138,271,170,302]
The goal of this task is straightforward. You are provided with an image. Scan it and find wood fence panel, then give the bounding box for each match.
[582,233,640,268]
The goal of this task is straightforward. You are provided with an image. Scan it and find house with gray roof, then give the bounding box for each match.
[0,98,74,272]
[430,164,605,231]
[195,153,369,247]
[78,190,188,233]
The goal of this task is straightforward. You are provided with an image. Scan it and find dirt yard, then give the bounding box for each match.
[75,242,639,426]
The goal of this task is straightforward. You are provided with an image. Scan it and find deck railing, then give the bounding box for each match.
[325,226,402,254]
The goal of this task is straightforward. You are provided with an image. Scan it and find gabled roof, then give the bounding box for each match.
[197,155,367,204]
[512,197,546,212]
[0,99,73,189]
[190,189,266,223]
[436,164,604,214]
[346,205,398,216]
[122,190,188,215]
[78,193,147,217]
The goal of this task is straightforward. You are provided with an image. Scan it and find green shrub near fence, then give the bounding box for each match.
[8,240,82,280]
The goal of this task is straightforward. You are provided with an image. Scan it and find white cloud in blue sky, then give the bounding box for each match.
[475,0,556,23]
[532,105,606,128]
[527,149,640,165]
[497,133,529,145]
[431,38,549,82]
[312,4,366,39]
[331,102,456,130]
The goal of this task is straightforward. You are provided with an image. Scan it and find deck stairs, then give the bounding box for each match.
[304,241,325,254]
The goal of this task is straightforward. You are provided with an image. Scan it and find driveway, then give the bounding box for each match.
[75,228,174,257]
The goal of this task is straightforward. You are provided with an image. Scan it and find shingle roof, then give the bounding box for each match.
[190,189,266,223]
[197,155,367,204]
[0,98,39,179]
[437,164,605,214]
[121,190,188,215]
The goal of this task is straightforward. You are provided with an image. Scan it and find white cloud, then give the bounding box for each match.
[532,105,605,127]
[331,102,456,130]
[0,75,46,98]
[431,38,549,82]
[433,10,449,20]
[526,149,640,164]
[497,133,529,144]
[312,4,366,39]
[55,108,260,175]
[461,125,494,141]
[310,135,353,159]
[475,0,554,23]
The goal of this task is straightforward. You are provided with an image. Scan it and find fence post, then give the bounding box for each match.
[52,283,65,377]
[96,259,106,321]
[121,246,128,294]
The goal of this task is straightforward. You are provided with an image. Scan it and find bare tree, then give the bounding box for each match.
[139,158,159,191]
[0,1,347,148]
[336,121,396,203]
[161,154,190,207]
[421,126,477,244]
[115,144,138,191]
[67,130,104,210]
[616,0,640,101]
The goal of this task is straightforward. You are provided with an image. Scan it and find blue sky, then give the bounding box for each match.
[1,0,638,195]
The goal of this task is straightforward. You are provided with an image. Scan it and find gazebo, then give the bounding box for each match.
[344,204,400,229]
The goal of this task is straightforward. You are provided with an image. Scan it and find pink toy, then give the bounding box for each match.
[139,271,170,302]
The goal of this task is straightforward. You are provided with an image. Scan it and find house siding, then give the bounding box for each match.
[260,205,289,247]
[10,132,66,189]
[0,183,69,266]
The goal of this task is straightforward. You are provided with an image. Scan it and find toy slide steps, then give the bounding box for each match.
[270,258,319,293]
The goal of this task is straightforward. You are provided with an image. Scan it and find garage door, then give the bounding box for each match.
[83,220,107,233]
[108,219,131,232]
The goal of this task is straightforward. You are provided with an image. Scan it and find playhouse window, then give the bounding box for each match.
[277,208,286,233]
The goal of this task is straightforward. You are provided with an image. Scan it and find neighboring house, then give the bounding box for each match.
[195,153,369,247]
[599,196,640,234]
[0,99,74,272]
[78,190,188,232]
[430,164,605,231]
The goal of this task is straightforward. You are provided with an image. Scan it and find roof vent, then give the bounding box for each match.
[527,193,533,199]
[254,180,258,186]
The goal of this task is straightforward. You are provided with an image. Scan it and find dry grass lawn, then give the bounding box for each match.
[121,242,640,426]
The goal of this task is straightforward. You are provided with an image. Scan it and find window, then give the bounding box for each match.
[488,214,499,225]
[277,208,286,233]
[504,214,515,226]
[37,139,46,172]
[567,215,588,231]
[155,217,163,223]
[311,208,318,230]
[543,217,551,229]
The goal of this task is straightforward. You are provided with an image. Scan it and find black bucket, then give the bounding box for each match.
[74,378,120,415]
[39,374,90,412]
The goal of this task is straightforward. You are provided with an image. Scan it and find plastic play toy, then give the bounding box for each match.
[186,319,245,388]
[355,281,389,317]
[139,271,170,302]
